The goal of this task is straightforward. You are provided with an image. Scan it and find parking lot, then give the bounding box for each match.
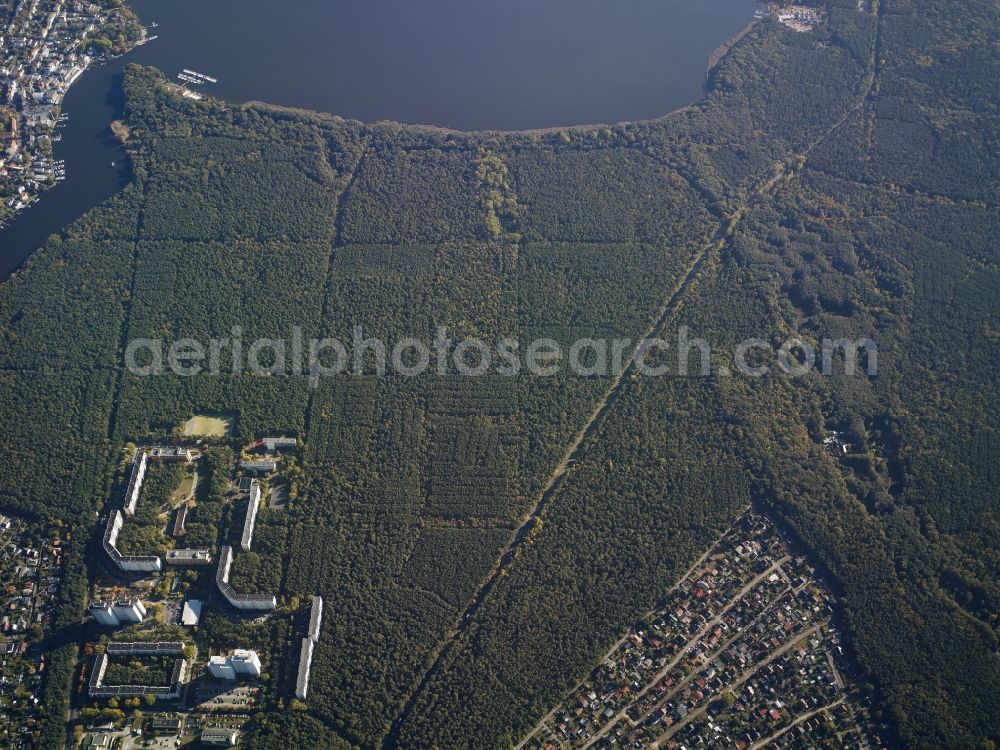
[193,682,261,711]
[160,599,182,626]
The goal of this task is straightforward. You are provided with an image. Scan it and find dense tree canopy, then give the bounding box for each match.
[0,0,996,747]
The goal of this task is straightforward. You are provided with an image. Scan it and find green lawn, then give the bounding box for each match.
[181,414,234,438]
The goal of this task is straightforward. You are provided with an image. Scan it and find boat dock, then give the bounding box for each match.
[181,69,219,84]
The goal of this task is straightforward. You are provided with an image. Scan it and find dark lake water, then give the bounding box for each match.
[1,0,752,278]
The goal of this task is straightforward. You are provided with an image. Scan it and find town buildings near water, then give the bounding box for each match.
[0,0,144,224]
[777,4,824,31]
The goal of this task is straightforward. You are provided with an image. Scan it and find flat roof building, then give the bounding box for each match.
[150,717,183,733]
[79,733,113,750]
[181,600,203,626]
[307,596,323,643]
[89,646,187,700]
[240,481,261,552]
[165,548,212,566]
[123,450,148,516]
[295,637,314,700]
[103,511,162,573]
[106,642,185,657]
[231,648,262,676]
[215,546,276,611]
[200,729,238,747]
[111,598,146,624]
[208,649,262,680]
[207,655,237,681]
[88,600,118,627]
[262,436,297,452]
[240,458,278,473]
[171,504,188,537]
[149,445,194,463]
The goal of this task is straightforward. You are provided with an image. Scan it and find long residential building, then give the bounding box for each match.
[149,445,194,462]
[89,649,187,700]
[171,503,188,537]
[165,548,213,566]
[123,450,148,516]
[201,729,239,746]
[307,595,323,643]
[295,637,314,700]
[262,436,297,452]
[215,546,276,611]
[103,511,162,573]
[106,642,185,656]
[240,481,261,552]
[240,458,277,473]
[295,596,324,700]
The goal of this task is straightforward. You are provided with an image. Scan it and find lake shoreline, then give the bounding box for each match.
[1,0,753,280]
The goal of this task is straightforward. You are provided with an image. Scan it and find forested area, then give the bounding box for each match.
[0,370,115,518]
[668,186,1000,750]
[397,379,752,748]
[0,0,996,746]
